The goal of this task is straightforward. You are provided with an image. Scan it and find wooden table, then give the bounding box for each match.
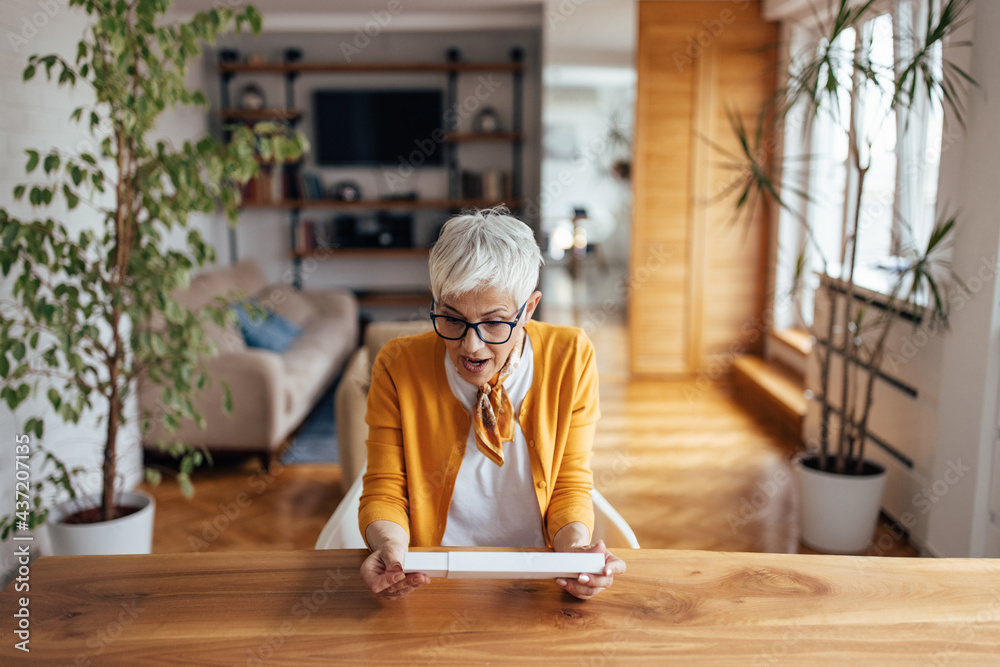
[1,548,998,665]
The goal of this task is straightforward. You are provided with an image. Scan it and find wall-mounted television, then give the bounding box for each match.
[313,89,444,166]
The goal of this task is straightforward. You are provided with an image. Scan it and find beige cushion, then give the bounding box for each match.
[174,270,221,311]
[172,270,246,354]
[176,260,266,309]
[301,290,359,324]
[202,320,246,354]
[336,347,371,487]
[364,320,434,360]
[255,283,319,329]
[219,260,269,299]
[282,316,356,416]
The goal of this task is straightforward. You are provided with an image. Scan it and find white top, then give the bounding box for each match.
[440,334,546,548]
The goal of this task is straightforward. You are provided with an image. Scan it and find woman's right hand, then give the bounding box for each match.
[361,521,430,599]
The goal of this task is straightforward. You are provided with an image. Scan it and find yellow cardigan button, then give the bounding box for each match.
[537,480,547,489]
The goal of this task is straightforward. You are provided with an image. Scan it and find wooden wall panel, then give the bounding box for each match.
[701,26,777,367]
[631,2,777,376]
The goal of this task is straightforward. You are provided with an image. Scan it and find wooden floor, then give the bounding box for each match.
[143,262,917,558]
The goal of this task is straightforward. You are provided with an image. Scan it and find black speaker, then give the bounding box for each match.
[334,213,413,248]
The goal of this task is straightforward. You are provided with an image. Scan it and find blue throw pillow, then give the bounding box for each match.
[233,300,302,353]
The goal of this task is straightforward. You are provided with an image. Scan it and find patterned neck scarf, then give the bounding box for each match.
[472,330,524,467]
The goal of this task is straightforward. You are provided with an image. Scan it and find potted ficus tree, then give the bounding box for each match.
[0,0,304,555]
[718,0,976,552]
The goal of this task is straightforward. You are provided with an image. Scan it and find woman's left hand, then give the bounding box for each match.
[554,539,626,600]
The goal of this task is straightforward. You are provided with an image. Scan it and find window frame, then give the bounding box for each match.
[771,0,944,332]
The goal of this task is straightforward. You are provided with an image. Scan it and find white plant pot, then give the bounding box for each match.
[44,490,155,556]
[795,456,887,554]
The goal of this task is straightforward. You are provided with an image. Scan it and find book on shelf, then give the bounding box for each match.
[295,220,314,253]
[241,164,285,205]
[283,163,303,201]
[272,164,288,203]
[294,219,337,254]
[482,170,510,202]
[300,171,325,200]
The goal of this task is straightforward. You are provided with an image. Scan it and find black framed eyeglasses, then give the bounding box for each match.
[430,299,527,345]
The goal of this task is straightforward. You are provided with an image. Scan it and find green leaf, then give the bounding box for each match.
[150,334,165,356]
[1,387,14,410]
[23,65,35,81]
[178,473,194,498]
[144,468,163,486]
[47,387,61,410]
[43,153,60,174]
[0,355,8,378]
[25,150,39,173]
[63,184,79,209]
[13,184,25,200]
[12,341,26,361]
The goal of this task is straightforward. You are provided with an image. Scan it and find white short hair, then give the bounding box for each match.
[429,206,543,307]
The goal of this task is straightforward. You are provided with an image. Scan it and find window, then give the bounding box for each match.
[773,0,945,329]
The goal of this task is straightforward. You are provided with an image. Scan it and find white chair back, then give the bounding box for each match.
[315,464,640,550]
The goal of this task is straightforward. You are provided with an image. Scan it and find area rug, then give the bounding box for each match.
[281,378,340,465]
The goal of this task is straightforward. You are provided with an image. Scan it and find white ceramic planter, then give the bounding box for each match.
[795,456,887,554]
[45,490,155,556]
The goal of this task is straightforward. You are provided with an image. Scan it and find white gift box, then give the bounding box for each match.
[403,551,606,579]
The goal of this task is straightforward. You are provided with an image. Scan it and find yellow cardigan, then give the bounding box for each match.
[358,320,599,547]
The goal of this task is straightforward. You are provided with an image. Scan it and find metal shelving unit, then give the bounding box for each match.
[217,48,525,296]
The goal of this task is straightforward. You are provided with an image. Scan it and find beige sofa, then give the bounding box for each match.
[141,260,358,463]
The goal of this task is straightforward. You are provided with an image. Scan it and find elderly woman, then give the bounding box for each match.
[359,207,625,600]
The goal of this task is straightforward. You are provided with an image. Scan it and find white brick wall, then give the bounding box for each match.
[0,0,143,580]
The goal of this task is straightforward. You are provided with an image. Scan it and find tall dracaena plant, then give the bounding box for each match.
[0,0,304,529]
[717,0,975,474]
